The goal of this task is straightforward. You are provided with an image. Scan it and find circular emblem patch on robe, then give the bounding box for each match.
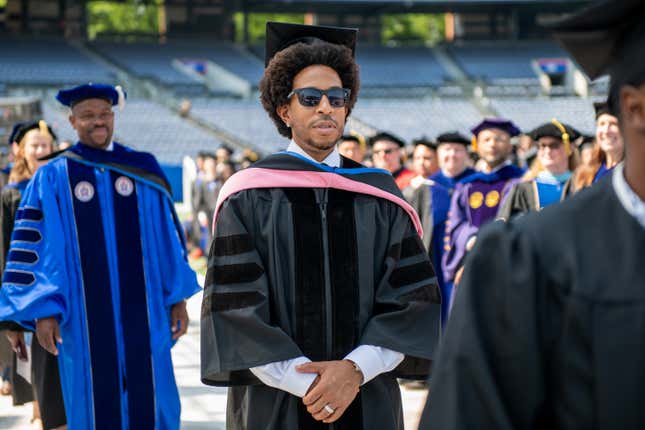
[485,190,501,208]
[469,192,484,209]
[115,176,134,197]
[74,181,94,202]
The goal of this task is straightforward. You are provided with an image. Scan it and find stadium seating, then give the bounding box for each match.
[489,96,600,134]
[357,45,447,87]
[90,39,264,93]
[447,41,569,85]
[0,37,114,85]
[351,98,483,142]
[42,99,224,165]
[190,98,286,153]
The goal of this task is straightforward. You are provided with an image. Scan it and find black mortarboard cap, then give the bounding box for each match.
[436,131,470,147]
[265,22,357,67]
[528,122,580,142]
[593,101,612,119]
[543,0,645,114]
[412,137,438,151]
[368,131,406,148]
[216,143,234,155]
[7,122,25,146]
[578,134,595,149]
[13,120,57,145]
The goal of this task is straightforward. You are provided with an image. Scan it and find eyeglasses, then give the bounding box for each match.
[373,148,398,155]
[538,141,563,151]
[287,87,351,108]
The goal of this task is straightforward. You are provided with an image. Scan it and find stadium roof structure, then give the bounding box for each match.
[239,0,592,13]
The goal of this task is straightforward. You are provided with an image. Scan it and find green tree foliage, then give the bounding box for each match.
[382,14,445,45]
[233,13,304,44]
[0,0,7,8]
[87,0,161,40]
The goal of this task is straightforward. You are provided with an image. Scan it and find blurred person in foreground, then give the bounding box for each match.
[201,22,440,430]
[1,121,65,429]
[573,100,625,190]
[369,131,415,189]
[497,120,580,220]
[420,1,645,428]
[0,83,200,430]
[442,119,523,290]
[337,133,365,164]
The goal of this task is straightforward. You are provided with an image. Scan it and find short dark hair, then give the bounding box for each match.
[260,40,360,138]
[339,134,361,145]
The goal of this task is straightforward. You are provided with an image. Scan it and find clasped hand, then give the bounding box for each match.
[297,360,363,423]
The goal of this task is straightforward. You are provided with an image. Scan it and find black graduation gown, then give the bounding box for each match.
[0,185,66,427]
[497,178,573,221]
[419,175,645,429]
[201,154,441,430]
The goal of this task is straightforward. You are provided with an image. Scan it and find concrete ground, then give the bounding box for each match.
[1,293,428,429]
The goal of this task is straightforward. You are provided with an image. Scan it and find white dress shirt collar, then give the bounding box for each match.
[612,162,645,229]
[286,140,341,168]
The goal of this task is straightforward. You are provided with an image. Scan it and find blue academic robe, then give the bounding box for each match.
[427,184,452,324]
[0,143,200,430]
[429,168,476,192]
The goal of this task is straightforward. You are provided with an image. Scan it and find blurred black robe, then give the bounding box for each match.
[420,175,645,429]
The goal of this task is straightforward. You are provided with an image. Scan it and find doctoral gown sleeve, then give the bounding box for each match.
[0,188,23,331]
[419,220,550,429]
[496,181,531,221]
[140,184,201,307]
[359,201,442,379]
[200,191,306,386]
[0,169,71,329]
[442,183,478,283]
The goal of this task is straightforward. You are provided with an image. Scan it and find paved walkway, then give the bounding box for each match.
[1,293,428,429]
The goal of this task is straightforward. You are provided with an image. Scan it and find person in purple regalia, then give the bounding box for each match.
[442,119,524,295]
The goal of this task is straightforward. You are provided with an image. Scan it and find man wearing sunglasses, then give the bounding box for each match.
[369,131,416,190]
[201,22,440,430]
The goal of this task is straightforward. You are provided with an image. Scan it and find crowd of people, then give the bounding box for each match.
[0,0,643,429]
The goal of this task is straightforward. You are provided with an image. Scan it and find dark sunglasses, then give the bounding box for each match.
[287,87,351,108]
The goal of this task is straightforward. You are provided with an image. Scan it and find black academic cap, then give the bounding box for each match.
[436,131,470,147]
[578,134,595,149]
[368,131,406,148]
[340,134,361,144]
[411,137,438,151]
[13,120,57,145]
[7,122,25,146]
[216,143,234,155]
[543,0,645,80]
[265,22,357,67]
[593,101,612,119]
[528,121,580,142]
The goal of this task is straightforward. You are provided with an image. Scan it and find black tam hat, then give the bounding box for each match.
[544,0,645,115]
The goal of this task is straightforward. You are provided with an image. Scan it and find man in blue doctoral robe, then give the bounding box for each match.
[428,132,476,193]
[442,119,524,300]
[0,83,200,430]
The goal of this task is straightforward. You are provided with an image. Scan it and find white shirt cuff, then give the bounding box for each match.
[250,356,317,398]
[344,345,405,385]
